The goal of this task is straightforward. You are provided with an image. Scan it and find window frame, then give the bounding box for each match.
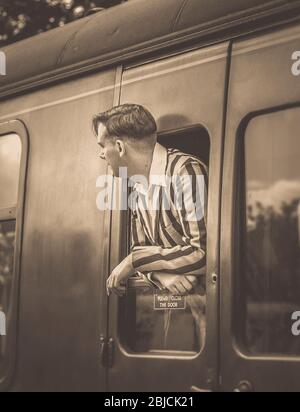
[233,102,300,357]
[117,123,211,355]
[0,120,29,391]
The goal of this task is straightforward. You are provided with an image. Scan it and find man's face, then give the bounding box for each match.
[97,123,123,177]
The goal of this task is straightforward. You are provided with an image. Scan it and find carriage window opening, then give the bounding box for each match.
[0,133,21,368]
[238,107,300,356]
[0,134,21,209]
[119,126,210,354]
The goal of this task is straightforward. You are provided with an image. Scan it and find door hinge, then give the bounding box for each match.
[100,336,114,368]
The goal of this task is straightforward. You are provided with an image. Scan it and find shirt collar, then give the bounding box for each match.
[133,142,168,194]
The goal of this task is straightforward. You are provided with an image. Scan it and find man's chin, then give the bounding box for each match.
[108,165,116,176]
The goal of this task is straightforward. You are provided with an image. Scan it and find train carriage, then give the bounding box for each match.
[1,0,300,392]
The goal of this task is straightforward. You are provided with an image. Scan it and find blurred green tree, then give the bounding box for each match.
[0,0,127,47]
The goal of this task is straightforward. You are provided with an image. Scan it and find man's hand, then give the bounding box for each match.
[106,254,135,296]
[152,273,197,295]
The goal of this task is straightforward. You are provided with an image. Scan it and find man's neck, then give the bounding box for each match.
[129,145,155,189]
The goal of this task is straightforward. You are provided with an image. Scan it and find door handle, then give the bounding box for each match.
[191,385,213,392]
[100,335,106,365]
[233,380,253,392]
[99,335,114,368]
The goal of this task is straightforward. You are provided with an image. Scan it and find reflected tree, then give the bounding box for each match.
[245,197,300,354]
[0,222,15,313]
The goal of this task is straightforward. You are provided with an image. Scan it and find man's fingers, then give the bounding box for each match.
[165,280,185,295]
[107,272,127,296]
[167,279,192,295]
[167,282,185,295]
[107,272,116,295]
[106,276,112,296]
[112,274,122,290]
[174,281,188,295]
[111,274,117,289]
[186,275,197,286]
[166,284,178,294]
[180,277,194,292]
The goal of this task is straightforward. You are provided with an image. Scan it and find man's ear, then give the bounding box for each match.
[116,139,126,157]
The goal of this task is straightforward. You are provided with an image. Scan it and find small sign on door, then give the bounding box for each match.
[153,291,186,310]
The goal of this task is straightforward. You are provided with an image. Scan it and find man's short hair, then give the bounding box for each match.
[92,104,157,140]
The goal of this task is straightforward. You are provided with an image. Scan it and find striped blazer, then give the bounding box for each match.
[130,142,208,278]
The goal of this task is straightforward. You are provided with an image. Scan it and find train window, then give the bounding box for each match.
[0,128,25,387]
[0,220,16,332]
[0,134,21,209]
[238,107,300,355]
[119,126,210,354]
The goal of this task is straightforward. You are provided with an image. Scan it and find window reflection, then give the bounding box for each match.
[0,221,15,359]
[242,107,300,355]
[0,134,21,209]
[119,286,205,353]
[0,131,22,376]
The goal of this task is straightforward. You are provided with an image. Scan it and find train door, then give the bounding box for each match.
[0,69,116,391]
[221,24,300,391]
[104,43,230,391]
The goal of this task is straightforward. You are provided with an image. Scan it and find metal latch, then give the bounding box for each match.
[191,386,213,392]
[233,380,253,392]
[100,335,114,368]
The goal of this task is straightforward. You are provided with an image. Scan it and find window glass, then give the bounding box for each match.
[241,107,300,355]
[0,134,21,209]
[0,132,22,372]
[0,220,15,358]
[119,127,209,353]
